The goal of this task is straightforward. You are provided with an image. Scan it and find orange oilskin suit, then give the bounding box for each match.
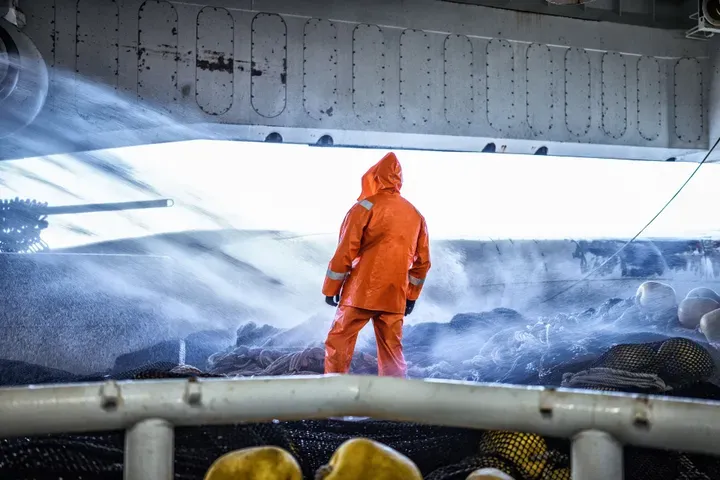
[322,152,431,378]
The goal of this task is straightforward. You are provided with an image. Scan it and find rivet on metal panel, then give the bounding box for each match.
[184,378,202,406]
[99,380,121,411]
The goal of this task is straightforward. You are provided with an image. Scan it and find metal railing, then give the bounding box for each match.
[1,374,719,480]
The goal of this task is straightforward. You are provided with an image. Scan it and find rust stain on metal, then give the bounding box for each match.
[632,395,652,429]
[197,52,233,73]
[538,387,557,418]
[137,45,177,59]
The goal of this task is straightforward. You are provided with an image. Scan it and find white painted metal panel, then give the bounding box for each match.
[443,34,473,127]
[564,48,591,138]
[195,7,234,116]
[601,52,628,139]
[486,39,515,133]
[526,43,553,137]
[21,0,56,112]
[137,0,178,109]
[399,29,432,127]
[302,19,338,121]
[76,0,119,88]
[76,0,119,114]
[675,58,705,144]
[12,0,712,161]
[254,0,698,58]
[352,24,385,124]
[21,1,55,70]
[250,13,287,118]
[637,56,662,142]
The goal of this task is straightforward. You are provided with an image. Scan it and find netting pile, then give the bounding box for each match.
[0,337,719,479]
[204,294,716,386]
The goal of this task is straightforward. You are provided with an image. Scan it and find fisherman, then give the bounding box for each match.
[322,152,431,378]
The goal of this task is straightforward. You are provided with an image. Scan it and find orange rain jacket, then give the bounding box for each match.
[321,152,431,314]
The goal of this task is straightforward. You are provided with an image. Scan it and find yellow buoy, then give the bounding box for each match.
[635,281,677,313]
[678,297,719,329]
[700,307,720,343]
[466,467,517,479]
[203,446,302,480]
[481,432,548,480]
[315,437,422,480]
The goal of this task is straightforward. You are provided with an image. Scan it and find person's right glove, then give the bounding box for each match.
[325,295,340,307]
[405,299,416,316]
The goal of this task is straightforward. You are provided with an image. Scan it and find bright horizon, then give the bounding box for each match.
[1,140,716,250]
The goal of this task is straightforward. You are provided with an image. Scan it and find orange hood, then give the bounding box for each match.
[358,152,403,201]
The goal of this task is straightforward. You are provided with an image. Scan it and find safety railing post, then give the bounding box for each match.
[124,418,174,480]
[571,429,624,480]
[2,377,720,461]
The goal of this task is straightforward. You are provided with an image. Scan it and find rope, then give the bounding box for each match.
[561,367,670,393]
[208,346,378,377]
[538,135,720,305]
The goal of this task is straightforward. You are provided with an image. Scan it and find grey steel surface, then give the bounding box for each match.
[440,0,697,30]
[4,0,712,160]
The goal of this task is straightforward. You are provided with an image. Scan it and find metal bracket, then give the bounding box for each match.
[686,12,720,40]
[2,1,25,30]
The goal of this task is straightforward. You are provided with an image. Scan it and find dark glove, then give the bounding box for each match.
[405,299,416,316]
[325,295,340,307]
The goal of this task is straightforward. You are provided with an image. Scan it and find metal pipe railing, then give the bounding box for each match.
[124,418,174,480]
[572,430,624,480]
[0,374,718,480]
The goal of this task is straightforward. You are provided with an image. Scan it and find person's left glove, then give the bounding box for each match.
[325,295,340,307]
[405,299,416,316]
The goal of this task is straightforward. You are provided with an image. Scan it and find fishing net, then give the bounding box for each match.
[0,336,718,479]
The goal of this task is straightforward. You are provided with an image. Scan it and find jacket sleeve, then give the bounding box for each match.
[407,217,431,301]
[322,202,372,297]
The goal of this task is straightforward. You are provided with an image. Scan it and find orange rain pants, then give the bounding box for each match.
[325,306,406,377]
[322,152,431,378]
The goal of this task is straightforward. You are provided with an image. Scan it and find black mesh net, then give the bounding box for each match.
[0,337,719,479]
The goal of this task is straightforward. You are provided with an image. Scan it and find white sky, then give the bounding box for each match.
[1,140,717,249]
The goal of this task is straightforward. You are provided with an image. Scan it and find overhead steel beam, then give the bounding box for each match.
[4,0,710,161]
[441,0,696,30]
